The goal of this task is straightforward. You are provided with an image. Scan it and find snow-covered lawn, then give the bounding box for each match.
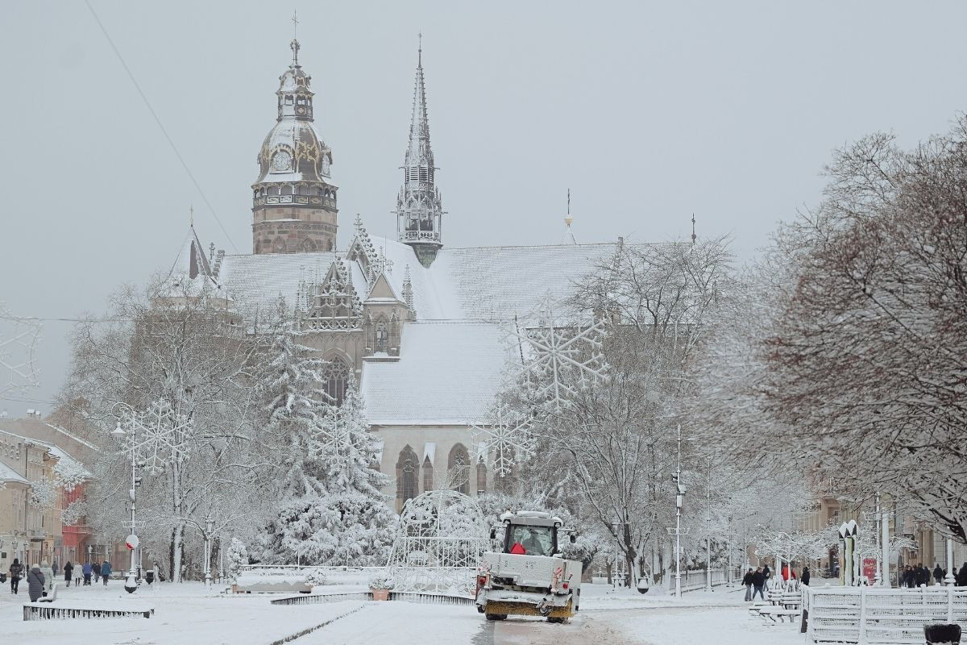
[0,581,808,644]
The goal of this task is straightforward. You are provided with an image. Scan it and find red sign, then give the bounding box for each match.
[862,558,877,584]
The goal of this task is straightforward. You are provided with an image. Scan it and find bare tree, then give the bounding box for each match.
[766,117,967,541]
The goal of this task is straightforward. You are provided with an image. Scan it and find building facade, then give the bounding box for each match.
[174,37,630,513]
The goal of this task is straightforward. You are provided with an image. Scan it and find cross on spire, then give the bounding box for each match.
[290,11,300,67]
[418,32,422,67]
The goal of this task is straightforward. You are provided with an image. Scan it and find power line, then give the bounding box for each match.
[83,0,240,253]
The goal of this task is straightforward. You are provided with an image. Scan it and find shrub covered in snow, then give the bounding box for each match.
[227,538,248,582]
[304,567,328,586]
[368,572,395,590]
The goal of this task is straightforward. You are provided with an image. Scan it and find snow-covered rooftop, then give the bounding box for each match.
[0,460,28,485]
[361,321,512,425]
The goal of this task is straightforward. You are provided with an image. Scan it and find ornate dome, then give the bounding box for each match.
[254,38,333,185]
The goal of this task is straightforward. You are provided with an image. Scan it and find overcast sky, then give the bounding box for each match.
[2,1,967,416]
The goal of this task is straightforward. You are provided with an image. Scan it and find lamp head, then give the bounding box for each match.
[111,421,126,437]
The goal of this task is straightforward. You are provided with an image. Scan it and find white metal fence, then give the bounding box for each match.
[803,586,967,644]
[675,567,741,592]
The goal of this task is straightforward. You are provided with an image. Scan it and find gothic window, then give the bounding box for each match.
[272,238,286,253]
[422,456,433,493]
[375,322,388,352]
[476,459,487,496]
[396,445,419,506]
[285,96,293,105]
[321,359,351,405]
[301,238,317,252]
[448,444,470,495]
[281,185,292,196]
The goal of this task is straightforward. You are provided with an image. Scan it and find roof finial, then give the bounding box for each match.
[691,213,696,245]
[290,11,300,67]
[418,32,422,67]
[189,204,194,228]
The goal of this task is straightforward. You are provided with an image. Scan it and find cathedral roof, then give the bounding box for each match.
[217,237,624,323]
[361,321,511,425]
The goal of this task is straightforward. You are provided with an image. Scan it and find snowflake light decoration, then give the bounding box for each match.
[507,302,608,409]
[120,400,194,475]
[310,408,352,456]
[0,306,41,396]
[471,399,536,478]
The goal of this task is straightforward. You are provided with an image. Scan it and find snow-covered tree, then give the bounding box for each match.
[63,275,265,582]
[493,238,734,586]
[261,384,395,566]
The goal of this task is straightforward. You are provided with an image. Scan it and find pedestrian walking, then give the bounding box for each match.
[934,563,944,585]
[751,567,766,601]
[801,566,811,586]
[63,561,74,587]
[92,561,101,583]
[82,561,92,586]
[8,558,22,594]
[27,564,45,602]
[742,568,754,601]
[101,560,112,586]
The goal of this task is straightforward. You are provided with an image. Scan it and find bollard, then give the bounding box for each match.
[924,623,961,645]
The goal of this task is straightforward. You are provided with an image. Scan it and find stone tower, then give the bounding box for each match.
[396,41,444,267]
[252,37,338,254]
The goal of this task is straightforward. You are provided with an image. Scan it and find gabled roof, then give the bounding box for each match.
[361,321,512,426]
[0,460,29,485]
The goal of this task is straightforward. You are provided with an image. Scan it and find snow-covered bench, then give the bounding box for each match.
[753,606,801,624]
[234,569,312,594]
[23,591,154,621]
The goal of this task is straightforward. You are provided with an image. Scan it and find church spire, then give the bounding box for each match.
[396,37,444,267]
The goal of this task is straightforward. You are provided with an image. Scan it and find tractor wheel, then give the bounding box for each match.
[547,617,567,624]
[486,613,507,621]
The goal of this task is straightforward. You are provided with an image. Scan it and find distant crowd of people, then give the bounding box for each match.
[739,561,967,597]
[902,562,967,588]
[8,558,115,601]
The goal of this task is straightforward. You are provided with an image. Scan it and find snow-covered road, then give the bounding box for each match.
[0,582,808,644]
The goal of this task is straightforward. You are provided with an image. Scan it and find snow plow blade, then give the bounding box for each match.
[485,600,574,619]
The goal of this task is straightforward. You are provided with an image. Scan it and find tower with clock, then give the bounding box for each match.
[251,35,338,254]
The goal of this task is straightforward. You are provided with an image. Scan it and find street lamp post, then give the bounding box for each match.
[204,518,214,587]
[112,419,140,593]
[672,424,687,598]
[705,457,713,592]
[944,538,956,585]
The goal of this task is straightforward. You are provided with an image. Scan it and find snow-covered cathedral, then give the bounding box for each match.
[179,36,625,511]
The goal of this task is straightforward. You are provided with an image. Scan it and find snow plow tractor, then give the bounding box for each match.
[475,511,582,623]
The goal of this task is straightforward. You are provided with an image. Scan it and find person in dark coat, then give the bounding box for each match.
[751,567,766,600]
[934,564,944,585]
[801,566,811,586]
[742,568,754,601]
[8,558,23,594]
[27,563,45,602]
[957,562,967,587]
[100,560,112,586]
[92,561,101,582]
[63,561,73,587]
